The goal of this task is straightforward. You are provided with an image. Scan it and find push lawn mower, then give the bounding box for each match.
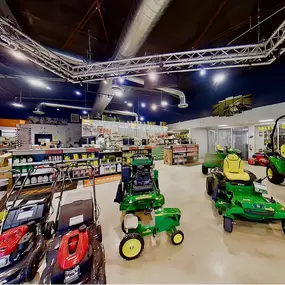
[206,154,285,233]
[266,115,285,184]
[202,144,242,175]
[40,162,106,284]
[248,151,268,166]
[114,153,165,215]
[119,207,184,260]
[0,165,60,284]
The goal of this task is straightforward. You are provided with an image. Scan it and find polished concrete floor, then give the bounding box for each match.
[37,162,285,283]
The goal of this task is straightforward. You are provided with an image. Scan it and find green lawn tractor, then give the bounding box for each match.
[266,115,285,184]
[206,154,285,233]
[119,207,184,260]
[202,144,242,175]
[114,153,165,214]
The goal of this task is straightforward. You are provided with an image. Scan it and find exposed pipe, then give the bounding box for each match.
[127,77,188,108]
[34,102,138,121]
[92,0,172,113]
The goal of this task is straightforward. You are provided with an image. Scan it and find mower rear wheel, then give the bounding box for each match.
[23,254,39,282]
[154,179,160,192]
[266,164,284,184]
[119,233,144,260]
[223,216,233,233]
[44,221,54,240]
[202,164,208,175]
[171,230,184,245]
[281,220,285,235]
[206,177,214,196]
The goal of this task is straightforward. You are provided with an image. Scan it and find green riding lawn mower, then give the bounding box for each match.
[202,144,242,175]
[206,154,285,233]
[114,153,165,214]
[266,115,285,184]
[114,153,184,260]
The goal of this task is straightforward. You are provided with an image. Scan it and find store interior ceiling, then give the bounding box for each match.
[0,0,285,123]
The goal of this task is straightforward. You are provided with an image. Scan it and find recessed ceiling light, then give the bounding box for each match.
[140,116,144,121]
[161,101,168,106]
[75,90,81,95]
[82,110,88,114]
[259,119,274,122]
[141,102,146,107]
[57,108,60,111]
[151,104,157,111]
[127,102,133,107]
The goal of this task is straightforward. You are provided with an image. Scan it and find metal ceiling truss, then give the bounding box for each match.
[0,17,284,83]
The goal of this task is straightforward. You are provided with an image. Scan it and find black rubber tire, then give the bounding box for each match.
[121,215,141,233]
[97,224,102,242]
[202,164,208,175]
[266,163,284,184]
[23,254,39,282]
[154,179,160,192]
[218,209,223,215]
[119,233,144,260]
[44,221,54,240]
[281,220,285,235]
[223,216,233,233]
[206,176,214,196]
[171,230,184,246]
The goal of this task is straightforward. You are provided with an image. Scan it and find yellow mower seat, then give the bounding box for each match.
[216,144,224,152]
[223,154,250,181]
[281,145,285,158]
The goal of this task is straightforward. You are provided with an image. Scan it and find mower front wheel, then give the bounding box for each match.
[119,233,144,260]
[206,177,214,196]
[202,164,208,175]
[223,216,233,233]
[266,164,284,184]
[171,230,184,245]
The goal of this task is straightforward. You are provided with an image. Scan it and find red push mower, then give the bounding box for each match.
[40,162,106,284]
[0,165,60,284]
[248,152,268,166]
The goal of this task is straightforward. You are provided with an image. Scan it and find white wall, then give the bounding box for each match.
[169,102,285,130]
[27,123,81,146]
[191,128,208,158]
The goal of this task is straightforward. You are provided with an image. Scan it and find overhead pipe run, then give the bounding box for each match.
[33,102,138,121]
[127,77,188,108]
[92,0,172,112]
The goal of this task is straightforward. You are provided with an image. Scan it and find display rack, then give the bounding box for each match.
[164,144,199,165]
[122,146,152,165]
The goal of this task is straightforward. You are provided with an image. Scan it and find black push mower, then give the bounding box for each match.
[40,162,106,284]
[0,165,60,284]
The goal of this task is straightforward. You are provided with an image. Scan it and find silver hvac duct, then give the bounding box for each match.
[127,77,188,108]
[33,102,138,121]
[92,0,172,113]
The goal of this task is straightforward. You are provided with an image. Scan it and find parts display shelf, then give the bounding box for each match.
[163,144,199,165]
[122,145,152,165]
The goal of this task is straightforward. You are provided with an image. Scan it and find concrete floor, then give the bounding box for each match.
[37,162,285,283]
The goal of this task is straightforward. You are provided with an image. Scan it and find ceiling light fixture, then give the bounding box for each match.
[127,102,133,107]
[140,116,144,121]
[26,77,50,89]
[218,124,228,127]
[103,78,108,84]
[10,50,27,61]
[149,70,158,81]
[82,110,88,114]
[112,86,123,97]
[259,119,274,122]
[118,77,125,84]
[200,69,206,76]
[161,101,168,106]
[213,73,226,85]
[141,102,146,108]
[12,102,24,108]
[75,90,81,95]
[151,104,157,111]
[57,108,60,111]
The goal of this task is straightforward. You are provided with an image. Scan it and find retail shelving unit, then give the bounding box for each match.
[164,144,199,165]
[152,146,164,160]
[122,145,152,165]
